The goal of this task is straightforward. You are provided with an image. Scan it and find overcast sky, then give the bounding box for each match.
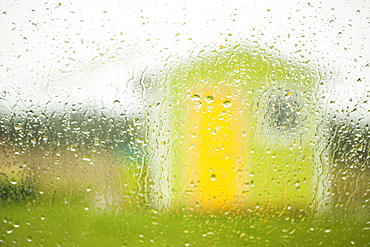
[1,0,369,121]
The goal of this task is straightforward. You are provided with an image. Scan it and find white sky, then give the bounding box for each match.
[1,0,369,120]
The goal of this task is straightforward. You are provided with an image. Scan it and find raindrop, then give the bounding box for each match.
[223,100,232,108]
[192,94,201,101]
[82,156,91,162]
[9,178,18,185]
[210,174,217,181]
[204,95,214,104]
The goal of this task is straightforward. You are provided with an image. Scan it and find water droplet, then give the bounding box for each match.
[204,95,214,103]
[192,94,201,101]
[82,156,91,162]
[210,174,216,181]
[223,100,232,108]
[26,236,32,242]
[211,127,219,135]
[151,209,158,214]
[9,178,18,185]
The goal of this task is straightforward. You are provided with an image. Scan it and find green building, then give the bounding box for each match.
[149,43,323,214]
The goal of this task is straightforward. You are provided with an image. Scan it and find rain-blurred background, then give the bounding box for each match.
[1,0,369,246]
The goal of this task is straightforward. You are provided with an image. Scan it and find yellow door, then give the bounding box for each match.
[182,84,249,211]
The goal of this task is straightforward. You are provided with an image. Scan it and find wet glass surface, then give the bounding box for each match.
[1,0,369,246]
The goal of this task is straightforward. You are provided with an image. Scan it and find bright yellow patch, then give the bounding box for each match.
[184,85,247,211]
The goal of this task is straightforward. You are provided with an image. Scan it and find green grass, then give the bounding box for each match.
[1,199,369,247]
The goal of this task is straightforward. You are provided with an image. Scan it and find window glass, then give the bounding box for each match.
[1,0,369,245]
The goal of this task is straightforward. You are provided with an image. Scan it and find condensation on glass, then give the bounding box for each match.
[0,0,369,246]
